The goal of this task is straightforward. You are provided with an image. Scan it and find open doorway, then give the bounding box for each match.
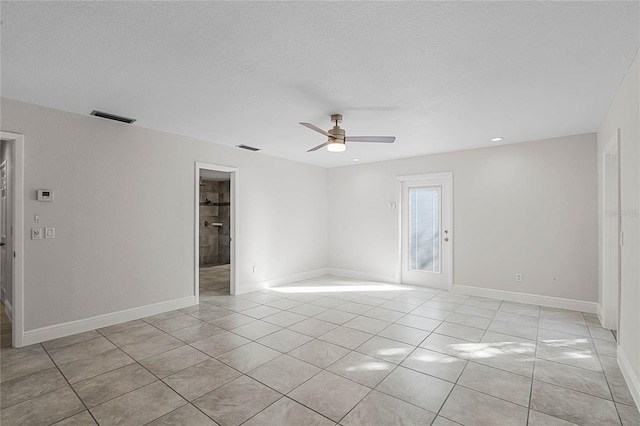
[195,163,238,297]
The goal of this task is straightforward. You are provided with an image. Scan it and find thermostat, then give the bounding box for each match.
[37,189,54,202]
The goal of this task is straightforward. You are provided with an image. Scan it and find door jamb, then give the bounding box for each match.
[195,162,239,298]
[0,131,24,348]
[396,172,453,292]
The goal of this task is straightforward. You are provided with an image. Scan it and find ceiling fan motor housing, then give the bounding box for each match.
[328,126,345,141]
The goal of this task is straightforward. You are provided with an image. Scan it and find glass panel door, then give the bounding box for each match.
[409,187,441,273]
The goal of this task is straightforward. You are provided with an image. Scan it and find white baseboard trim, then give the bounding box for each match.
[618,345,640,409]
[237,268,329,294]
[3,299,13,323]
[453,284,598,313]
[597,304,605,327]
[326,268,398,284]
[22,296,197,346]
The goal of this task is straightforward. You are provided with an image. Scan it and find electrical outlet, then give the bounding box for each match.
[515,273,523,282]
[45,227,55,239]
[32,228,43,240]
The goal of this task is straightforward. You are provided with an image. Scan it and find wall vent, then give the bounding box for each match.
[236,144,260,152]
[90,110,136,124]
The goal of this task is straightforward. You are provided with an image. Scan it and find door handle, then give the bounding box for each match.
[0,242,5,247]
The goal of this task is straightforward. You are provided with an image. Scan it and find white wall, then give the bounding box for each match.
[328,134,598,303]
[597,50,640,405]
[0,98,328,332]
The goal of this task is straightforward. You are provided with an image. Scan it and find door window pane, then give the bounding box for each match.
[409,187,441,273]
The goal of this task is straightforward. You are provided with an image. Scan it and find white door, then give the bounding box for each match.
[400,174,452,289]
[602,132,620,332]
[0,161,6,302]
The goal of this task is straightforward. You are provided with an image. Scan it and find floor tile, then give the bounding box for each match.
[528,409,580,425]
[434,322,486,342]
[488,319,538,340]
[207,313,256,329]
[420,333,477,359]
[327,351,394,387]
[287,303,328,317]
[318,326,373,350]
[539,318,591,337]
[411,306,452,321]
[143,310,185,324]
[167,322,224,344]
[608,374,637,405]
[445,312,492,329]
[335,301,372,315]
[102,323,166,347]
[499,302,540,317]
[242,397,334,426]
[229,320,281,340]
[534,358,611,400]
[536,342,603,372]
[310,297,346,309]
[493,311,540,328]
[376,366,453,413]
[216,342,281,372]
[262,311,307,327]
[355,335,414,364]
[454,305,497,319]
[401,347,468,382]
[589,326,616,342]
[190,331,250,357]
[617,402,640,426]
[431,416,461,426]
[343,316,390,334]
[457,362,532,406]
[152,315,207,333]
[288,339,350,368]
[163,358,241,401]
[193,375,280,426]
[288,370,370,422]
[257,328,312,352]
[422,300,462,312]
[0,367,67,409]
[594,338,618,357]
[395,314,442,331]
[540,308,586,325]
[56,347,135,384]
[530,380,620,426]
[287,317,338,337]
[139,345,210,378]
[463,297,502,310]
[380,300,419,313]
[433,293,468,304]
[90,381,186,426]
[440,385,528,425]
[341,390,435,426]
[241,306,282,319]
[353,295,389,307]
[314,309,358,325]
[0,344,46,365]
[119,333,185,361]
[146,403,217,425]
[265,298,303,310]
[0,386,85,426]
[47,337,115,365]
[378,323,430,345]
[53,410,98,425]
[537,328,596,352]
[248,354,320,393]
[0,350,56,385]
[361,306,405,322]
[72,363,156,408]
[42,330,102,351]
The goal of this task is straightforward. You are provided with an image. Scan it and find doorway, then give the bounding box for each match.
[601,130,621,334]
[0,131,24,348]
[398,172,453,290]
[195,163,238,297]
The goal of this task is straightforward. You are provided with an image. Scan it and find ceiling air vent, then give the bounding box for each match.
[236,144,260,152]
[90,110,136,124]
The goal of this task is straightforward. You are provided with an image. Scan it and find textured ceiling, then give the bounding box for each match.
[1,1,638,167]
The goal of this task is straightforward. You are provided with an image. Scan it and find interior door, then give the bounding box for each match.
[0,161,6,301]
[401,175,451,289]
[602,134,620,332]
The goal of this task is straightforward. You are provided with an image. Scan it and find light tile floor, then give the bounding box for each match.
[1,275,639,425]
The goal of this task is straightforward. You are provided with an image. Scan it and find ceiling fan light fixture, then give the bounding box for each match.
[327,140,346,152]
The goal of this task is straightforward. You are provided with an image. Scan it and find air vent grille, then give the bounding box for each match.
[236,144,260,152]
[90,110,136,124]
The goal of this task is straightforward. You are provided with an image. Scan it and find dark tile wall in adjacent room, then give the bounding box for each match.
[199,180,231,266]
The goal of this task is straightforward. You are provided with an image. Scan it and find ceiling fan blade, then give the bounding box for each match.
[300,122,332,138]
[307,142,329,152]
[345,136,396,143]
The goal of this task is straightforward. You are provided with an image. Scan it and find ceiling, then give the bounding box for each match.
[1,2,638,168]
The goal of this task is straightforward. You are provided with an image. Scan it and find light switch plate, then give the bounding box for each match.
[45,227,55,239]
[32,228,43,240]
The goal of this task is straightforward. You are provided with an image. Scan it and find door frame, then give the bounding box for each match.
[0,131,25,347]
[600,129,621,333]
[194,162,239,297]
[396,172,453,291]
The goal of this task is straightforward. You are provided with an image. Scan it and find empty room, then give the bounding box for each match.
[1,1,639,425]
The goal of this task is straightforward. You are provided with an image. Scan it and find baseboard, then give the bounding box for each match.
[237,268,329,294]
[618,345,640,408]
[22,296,197,346]
[326,268,398,284]
[2,298,13,323]
[453,284,598,313]
[597,303,605,327]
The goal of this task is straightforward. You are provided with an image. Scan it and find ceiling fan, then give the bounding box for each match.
[300,114,396,152]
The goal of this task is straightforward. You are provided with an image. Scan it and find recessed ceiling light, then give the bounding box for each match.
[491,137,504,142]
[352,158,360,162]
